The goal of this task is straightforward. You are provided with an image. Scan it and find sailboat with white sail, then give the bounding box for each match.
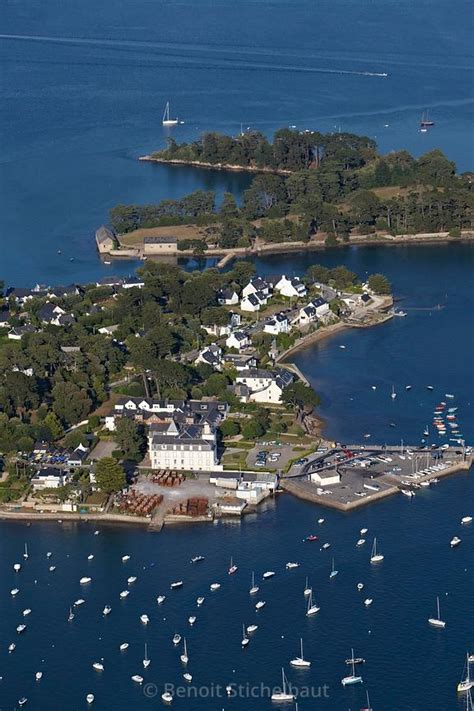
[329,558,338,579]
[428,596,446,628]
[290,638,311,668]
[271,668,295,702]
[457,653,474,692]
[249,571,259,595]
[143,643,151,669]
[370,537,384,563]
[306,590,320,616]
[341,648,363,686]
[180,638,189,665]
[162,102,178,126]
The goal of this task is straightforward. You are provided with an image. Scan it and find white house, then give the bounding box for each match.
[310,470,341,486]
[297,297,330,325]
[148,420,222,472]
[263,312,290,335]
[226,331,251,350]
[274,275,307,299]
[31,467,70,491]
[240,290,269,312]
[217,288,239,306]
[242,277,271,299]
[195,344,223,369]
[221,353,257,371]
[235,368,293,404]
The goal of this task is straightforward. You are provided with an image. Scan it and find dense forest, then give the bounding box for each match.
[110,129,473,245]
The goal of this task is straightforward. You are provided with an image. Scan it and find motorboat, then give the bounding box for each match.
[23,609,32,617]
[8,643,16,653]
[188,616,196,625]
[364,598,373,606]
[131,675,144,684]
[191,555,205,563]
[14,563,21,572]
[247,624,258,633]
[286,562,300,569]
[140,614,150,625]
[360,528,368,535]
[87,555,94,561]
[127,576,137,584]
[18,699,28,707]
[172,634,181,645]
[92,662,104,672]
[74,599,85,606]
[357,583,364,591]
[256,600,266,610]
[17,624,27,633]
[103,605,112,616]
[157,595,166,604]
[210,583,221,591]
[321,543,331,550]
[122,555,130,562]
[35,672,43,681]
[318,518,325,524]
[461,516,473,525]
[345,656,365,665]
[451,536,462,547]
[80,577,92,584]
[290,638,311,668]
[183,673,193,683]
[263,571,275,579]
[120,590,130,599]
[11,588,20,596]
[305,534,318,542]
[170,580,183,590]
[120,642,129,651]
[161,692,173,704]
[86,694,95,704]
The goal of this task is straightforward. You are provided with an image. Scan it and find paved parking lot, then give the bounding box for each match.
[246,443,299,471]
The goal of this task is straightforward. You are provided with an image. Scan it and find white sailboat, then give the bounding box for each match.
[228,556,238,575]
[241,624,250,648]
[143,642,151,669]
[68,607,75,621]
[457,653,474,692]
[23,543,29,560]
[290,638,311,668]
[370,537,384,563]
[329,558,338,579]
[428,596,446,628]
[306,590,320,616]
[180,638,189,665]
[249,572,259,595]
[391,385,397,400]
[162,102,178,126]
[303,577,312,596]
[341,648,363,685]
[271,668,295,702]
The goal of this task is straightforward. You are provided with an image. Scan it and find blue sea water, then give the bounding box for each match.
[1,0,473,285]
[253,242,474,446]
[1,480,473,711]
[1,2,474,709]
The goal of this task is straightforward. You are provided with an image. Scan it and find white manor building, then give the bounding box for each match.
[148,420,222,472]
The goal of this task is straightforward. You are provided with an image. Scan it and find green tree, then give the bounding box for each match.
[367,274,391,295]
[115,418,146,461]
[52,381,92,426]
[241,420,265,440]
[220,419,241,438]
[282,382,320,413]
[94,457,126,495]
[44,411,64,440]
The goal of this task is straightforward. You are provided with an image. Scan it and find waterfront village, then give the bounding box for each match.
[0,259,471,529]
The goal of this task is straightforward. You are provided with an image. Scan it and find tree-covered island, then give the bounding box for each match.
[109,128,473,252]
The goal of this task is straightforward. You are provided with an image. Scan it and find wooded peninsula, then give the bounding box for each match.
[110,128,473,252]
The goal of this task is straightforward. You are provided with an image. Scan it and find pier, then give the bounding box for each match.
[281,444,472,511]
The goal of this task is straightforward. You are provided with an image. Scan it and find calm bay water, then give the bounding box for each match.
[1,2,474,709]
[254,243,474,446]
[1,480,473,711]
[1,0,473,285]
